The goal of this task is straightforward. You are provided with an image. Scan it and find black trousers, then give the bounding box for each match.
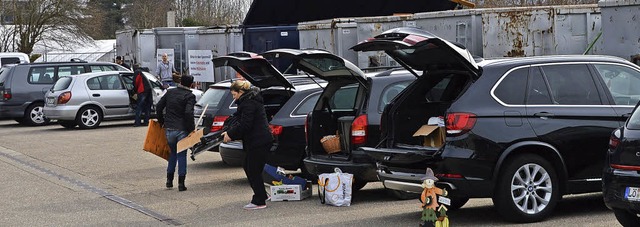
[243,143,270,205]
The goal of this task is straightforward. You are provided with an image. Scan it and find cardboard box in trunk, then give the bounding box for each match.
[413,125,445,148]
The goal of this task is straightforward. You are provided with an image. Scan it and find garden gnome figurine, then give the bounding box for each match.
[420,168,448,227]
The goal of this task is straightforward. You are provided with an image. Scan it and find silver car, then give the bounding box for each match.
[43,71,164,129]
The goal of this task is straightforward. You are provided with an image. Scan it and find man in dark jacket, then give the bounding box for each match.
[223,80,273,210]
[133,68,152,126]
[156,75,196,191]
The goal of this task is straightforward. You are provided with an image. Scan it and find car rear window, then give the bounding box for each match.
[331,84,359,110]
[52,77,73,91]
[0,66,10,86]
[627,106,640,130]
[197,88,228,109]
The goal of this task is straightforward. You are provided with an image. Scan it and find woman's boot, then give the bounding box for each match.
[178,175,187,191]
[166,173,174,188]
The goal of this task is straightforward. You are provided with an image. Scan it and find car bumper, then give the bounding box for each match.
[43,105,79,120]
[0,102,26,119]
[603,167,640,213]
[219,141,246,164]
[376,158,494,198]
[303,156,378,182]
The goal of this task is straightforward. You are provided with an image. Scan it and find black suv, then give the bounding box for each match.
[604,103,640,226]
[353,27,640,222]
[0,61,129,125]
[255,49,417,191]
[192,53,326,173]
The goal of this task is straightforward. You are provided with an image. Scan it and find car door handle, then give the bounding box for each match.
[92,94,100,97]
[622,113,632,118]
[533,112,554,117]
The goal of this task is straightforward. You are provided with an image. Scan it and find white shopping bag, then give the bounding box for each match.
[317,168,353,207]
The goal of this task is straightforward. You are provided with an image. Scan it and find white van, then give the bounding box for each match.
[0,52,30,66]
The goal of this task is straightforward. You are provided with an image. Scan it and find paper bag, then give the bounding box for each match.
[143,120,170,160]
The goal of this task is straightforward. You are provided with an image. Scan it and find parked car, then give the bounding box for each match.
[0,61,130,126]
[43,71,164,129]
[352,27,640,222]
[604,104,640,226]
[193,53,326,172]
[248,49,418,191]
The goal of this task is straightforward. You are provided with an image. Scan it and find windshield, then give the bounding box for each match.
[0,66,11,86]
[52,77,73,91]
[197,87,228,109]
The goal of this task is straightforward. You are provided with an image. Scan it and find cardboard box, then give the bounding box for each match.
[413,125,445,148]
[269,182,312,201]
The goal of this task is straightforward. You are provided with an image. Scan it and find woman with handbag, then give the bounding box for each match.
[222,80,273,210]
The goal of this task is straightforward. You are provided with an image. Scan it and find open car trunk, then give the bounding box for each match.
[363,71,475,169]
[307,80,364,160]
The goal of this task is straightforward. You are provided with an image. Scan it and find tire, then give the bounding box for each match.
[76,106,102,129]
[613,209,640,227]
[352,179,367,192]
[448,196,470,211]
[58,120,77,129]
[492,153,559,223]
[23,103,49,126]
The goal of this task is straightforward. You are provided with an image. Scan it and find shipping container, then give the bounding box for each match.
[598,0,640,64]
[198,27,244,82]
[115,29,155,70]
[355,15,416,69]
[298,18,358,65]
[243,25,300,72]
[412,9,483,57]
[154,27,200,74]
[481,5,601,58]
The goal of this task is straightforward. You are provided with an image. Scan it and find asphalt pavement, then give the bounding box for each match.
[0,119,623,226]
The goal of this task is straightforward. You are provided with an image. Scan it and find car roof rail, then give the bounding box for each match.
[373,67,407,77]
[361,66,403,73]
[70,58,87,62]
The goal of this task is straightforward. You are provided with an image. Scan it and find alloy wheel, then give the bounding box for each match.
[510,163,553,214]
[29,106,46,124]
[81,109,99,127]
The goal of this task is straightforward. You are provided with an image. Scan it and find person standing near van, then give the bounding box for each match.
[115,56,130,70]
[222,80,273,210]
[156,53,177,87]
[156,75,196,191]
[133,66,151,127]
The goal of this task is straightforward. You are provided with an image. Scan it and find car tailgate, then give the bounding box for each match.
[360,146,439,165]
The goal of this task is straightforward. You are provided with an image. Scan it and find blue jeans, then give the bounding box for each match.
[134,93,151,126]
[166,130,188,176]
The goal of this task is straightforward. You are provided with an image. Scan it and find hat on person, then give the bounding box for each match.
[421,168,438,181]
[180,75,194,87]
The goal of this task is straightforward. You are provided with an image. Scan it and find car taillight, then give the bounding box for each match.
[211,115,229,132]
[611,164,640,171]
[2,89,10,100]
[609,128,621,150]
[57,91,72,104]
[270,124,283,136]
[305,114,310,143]
[351,114,368,145]
[446,112,476,135]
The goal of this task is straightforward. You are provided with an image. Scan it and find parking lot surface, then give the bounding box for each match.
[0,120,622,226]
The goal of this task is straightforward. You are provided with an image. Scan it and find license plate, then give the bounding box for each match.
[46,97,55,105]
[625,187,640,201]
[438,196,451,206]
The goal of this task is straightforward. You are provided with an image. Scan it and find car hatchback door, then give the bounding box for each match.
[85,74,130,116]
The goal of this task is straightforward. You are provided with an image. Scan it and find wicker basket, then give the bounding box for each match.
[320,134,341,154]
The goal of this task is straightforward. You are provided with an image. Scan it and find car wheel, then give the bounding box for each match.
[58,120,77,129]
[352,179,367,192]
[76,106,102,129]
[386,189,420,200]
[23,103,49,126]
[613,209,640,227]
[492,153,559,223]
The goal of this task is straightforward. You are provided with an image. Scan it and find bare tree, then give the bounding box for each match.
[174,0,251,26]
[124,0,174,28]
[1,0,93,55]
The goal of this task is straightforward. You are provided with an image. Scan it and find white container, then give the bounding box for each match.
[298,18,358,66]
